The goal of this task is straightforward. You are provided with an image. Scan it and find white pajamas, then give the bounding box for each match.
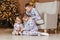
[12,23,23,35]
[23,18,38,36]
[23,18,49,36]
[14,23,23,31]
[26,8,41,21]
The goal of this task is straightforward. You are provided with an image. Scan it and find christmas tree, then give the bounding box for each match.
[0,0,19,28]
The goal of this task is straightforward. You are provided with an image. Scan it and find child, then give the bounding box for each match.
[25,3,42,24]
[22,14,49,36]
[22,14,38,36]
[12,16,23,35]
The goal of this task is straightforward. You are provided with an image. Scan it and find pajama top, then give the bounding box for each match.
[26,8,41,21]
[23,18,38,32]
[14,23,23,31]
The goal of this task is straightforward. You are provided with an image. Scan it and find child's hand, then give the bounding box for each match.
[17,27,21,31]
[19,27,21,31]
[18,27,23,32]
[20,29,23,32]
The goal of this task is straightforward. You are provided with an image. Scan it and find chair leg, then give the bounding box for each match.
[50,29,57,34]
[44,29,47,33]
[55,29,57,34]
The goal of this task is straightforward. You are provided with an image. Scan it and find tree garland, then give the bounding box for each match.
[0,0,19,27]
[0,0,18,20]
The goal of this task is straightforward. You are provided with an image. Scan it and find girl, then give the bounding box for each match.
[12,16,23,35]
[25,3,42,24]
[22,14,49,36]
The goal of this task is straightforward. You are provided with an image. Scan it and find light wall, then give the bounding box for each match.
[15,0,60,14]
[58,1,60,14]
[36,1,58,14]
[37,0,55,2]
[37,0,60,2]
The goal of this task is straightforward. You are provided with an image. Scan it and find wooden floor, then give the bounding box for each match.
[0,28,60,40]
[0,28,60,34]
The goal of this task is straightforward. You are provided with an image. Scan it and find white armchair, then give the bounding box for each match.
[35,1,58,33]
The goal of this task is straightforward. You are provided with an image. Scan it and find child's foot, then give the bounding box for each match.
[12,31,18,35]
[38,32,41,36]
[38,32,49,36]
[19,32,22,36]
[12,32,15,35]
[40,32,49,36]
